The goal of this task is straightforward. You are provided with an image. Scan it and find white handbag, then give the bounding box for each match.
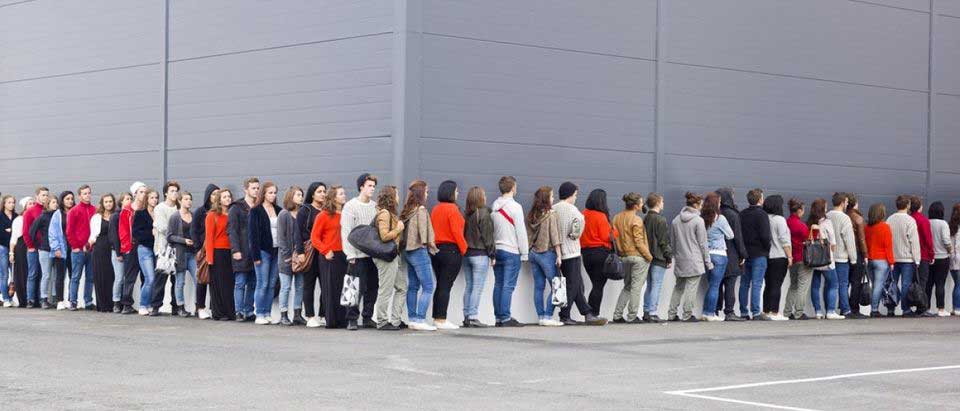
[340,274,360,307]
[551,273,568,307]
[156,245,177,275]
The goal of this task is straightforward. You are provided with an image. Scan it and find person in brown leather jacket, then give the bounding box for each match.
[846,193,869,319]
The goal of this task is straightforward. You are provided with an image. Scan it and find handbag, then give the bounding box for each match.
[802,238,831,269]
[156,245,177,275]
[293,240,314,273]
[603,230,624,280]
[881,269,899,307]
[196,249,210,285]
[340,263,360,307]
[906,278,928,312]
[551,272,568,307]
[858,267,871,307]
[347,215,398,262]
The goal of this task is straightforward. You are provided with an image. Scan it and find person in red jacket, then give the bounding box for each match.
[430,180,467,329]
[118,182,146,314]
[580,189,618,316]
[909,195,935,317]
[66,185,97,310]
[22,186,49,307]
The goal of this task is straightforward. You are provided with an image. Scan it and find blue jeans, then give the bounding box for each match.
[405,247,435,323]
[111,251,124,302]
[234,270,256,316]
[175,252,197,306]
[868,260,890,312]
[39,250,54,300]
[0,246,10,302]
[739,256,767,317]
[492,250,521,322]
[835,262,851,315]
[254,249,279,316]
[529,250,558,319]
[891,262,916,313]
[810,268,838,314]
[27,250,40,302]
[69,251,94,306]
[952,270,960,312]
[279,272,303,311]
[703,254,728,316]
[137,245,156,309]
[462,255,489,320]
[644,264,667,315]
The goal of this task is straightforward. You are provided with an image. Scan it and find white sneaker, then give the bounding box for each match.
[550,319,565,326]
[318,317,327,327]
[410,322,437,331]
[771,314,789,321]
[306,317,323,328]
[198,309,211,320]
[56,301,67,310]
[138,307,150,316]
[538,319,561,327]
[952,311,960,316]
[3,301,12,308]
[704,315,723,322]
[937,310,950,317]
[435,321,459,330]
[538,319,551,326]
[269,316,280,325]
[815,312,825,319]
[255,316,270,325]
[826,312,845,320]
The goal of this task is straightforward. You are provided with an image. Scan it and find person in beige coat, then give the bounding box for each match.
[668,192,713,322]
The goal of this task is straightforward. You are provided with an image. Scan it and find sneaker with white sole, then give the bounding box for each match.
[815,312,825,319]
[57,301,68,310]
[953,311,960,316]
[937,310,950,317]
[826,312,845,320]
[198,309,211,320]
[306,317,323,328]
[138,307,150,316]
[704,315,723,322]
[435,321,459,330]
[2,301,12,308]
[410,322,437,331]
[255,316,270,325]
[771,314,789,321]
[550,319,565,326]
[269,316,280,325]
[318,317,327,327]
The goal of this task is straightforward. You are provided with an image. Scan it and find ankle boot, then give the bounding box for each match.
[293,309,307,325]
[281,311,293,326]
[170,304,180,316]
[178,305,192,317]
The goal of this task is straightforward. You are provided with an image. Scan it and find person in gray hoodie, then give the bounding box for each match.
[491,176,529,327]
[667,192,713,322]
[228,177,260,321]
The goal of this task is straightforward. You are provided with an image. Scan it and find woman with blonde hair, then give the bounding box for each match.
[250,181,281,325]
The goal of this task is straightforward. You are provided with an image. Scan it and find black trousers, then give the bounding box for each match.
[582,247,611,317]
[210,249,236,320]
[196,283,208,309]
[13,242,29,307]
[345,256,378,322]
[762,257,788,313]
[302,256,321,317]
[53,257,66,302]
[151,272,174,308]
[431,244,462,319]
[847,258,866,311]
[320,252,347,328]
[716,275,738,315]
[558,257,593,319]
[120,248,141,307]
[928,258,950,309]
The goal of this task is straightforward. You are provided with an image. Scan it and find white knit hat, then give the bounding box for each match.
[18,196,33,210]
[130,181,146,196]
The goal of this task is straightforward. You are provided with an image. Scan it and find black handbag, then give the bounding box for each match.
[802,239,831,269]
[347,215,399,262]
[906,279,928,312]
[858,267,872,307]
[603,230,624,280]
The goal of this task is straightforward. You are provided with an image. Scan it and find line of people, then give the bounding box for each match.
[2,176,959,330]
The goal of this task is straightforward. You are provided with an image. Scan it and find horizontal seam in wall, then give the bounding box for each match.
[166,135,390,152]
[664,61,929,94]
[167,32,392,63]
[421,32,655,62]
[937,13,960,19]
[0,62,161,85]
[935,91,960,97]
[420,136,655,155]
[0,177,162,187]
[0,0,36,9]
[662,183,920,200]
[0,149,158,162]
[419,168,654,185]
[935,170,960,176]
[168,169,393,182]
[847,0,930,13]
[663,152,927,173]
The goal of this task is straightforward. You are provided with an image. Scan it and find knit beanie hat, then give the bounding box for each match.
[18,196,33,210]
[130,181,146,196]
[558,182,578,200]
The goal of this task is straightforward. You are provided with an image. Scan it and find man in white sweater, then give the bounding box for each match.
[151,181,181,315]
[490,176,528,327]
[340,173,379,330]
[826,192,857,316]
[886,194,921,316]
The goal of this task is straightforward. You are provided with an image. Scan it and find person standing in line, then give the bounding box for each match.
[153,181,181,315]
[807,199,843,320]
[119,183,146,314]
[402,180,439,331]
[276,186,306,326]
[845,194,869,319]
[701,192,732,322]
[525,186,563,327]
[228,177,260,322]
[738,188,771,320]
[462,186,495,328]
[249,182,281,325]
[49,190,75,309]
[554,182,605,326]
[0,195,17,308]
[581,189,618,318]
[926,201,952,316]
[948,203,960,316]
[612,192,653,324]
[825,193,858,318]
[761,195,791,321]
[783,199,812,320]
[430,180,467,330]
[167,191,198,318]
[667,192,712,322]
[206,189,236,321]
[865,203,894,317]
[908,196,935,317]
[190,184,219,319]
[88,193,117,313]
[66,185,97,311]
[314,185,349,329]
[491,176,529,327]
[32,196,58,309]
[372,185,405,331]
[10,197,33,307]
[297,182,326,327]
[22,186,49,308]
[108,193,131,313]
[340,174,380,330]
[715,188,747,322]
[135,189,160,316]
[643,193,672,323]
[886,195,921,317]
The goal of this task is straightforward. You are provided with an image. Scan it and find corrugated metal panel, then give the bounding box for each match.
[935,0,960,17]
[933,94,960,174]
[934,16,960,94]
[861,0,930,12]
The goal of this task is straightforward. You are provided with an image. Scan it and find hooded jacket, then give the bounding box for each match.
[191,184,219,250]
[670,206,712,277]
[717,188,746,277]
[491,195,529,260]
[227,198,254,272]
[740,204,772,259]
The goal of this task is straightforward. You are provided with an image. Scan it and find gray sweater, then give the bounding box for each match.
[670,206,712,277]
[276,209,300,275]
[552,201,584,259]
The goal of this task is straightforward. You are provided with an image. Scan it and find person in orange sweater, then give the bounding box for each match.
[865,203,895,317]
[430,180,467,329]
[580,189,618,317]
[205,189,236,321]
[311,185,347,329]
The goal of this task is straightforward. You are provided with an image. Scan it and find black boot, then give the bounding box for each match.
[178,305,192,317]
[281,311,293,326]
[112,302,122,313]
[292,309,307,326]
[171,304,180,316]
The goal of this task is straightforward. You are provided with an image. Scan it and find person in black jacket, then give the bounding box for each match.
[30,197,57,309]
[167,192,198,318]
[297,181,326,327]
[190,184,219,318]
[738,188,772,320]
[228,177,259,321]
[109,193,131,313]
[715,188,747,321]
[249,182,282,325]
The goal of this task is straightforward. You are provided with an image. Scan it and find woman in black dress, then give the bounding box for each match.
[90,194,117,312]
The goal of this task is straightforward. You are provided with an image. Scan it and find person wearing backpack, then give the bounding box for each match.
[886,195,921,316]
[667,192,712,322]
[401,180,438,331]
[373,186,405,331]
[807,199,843,320]
[491,176,528,327]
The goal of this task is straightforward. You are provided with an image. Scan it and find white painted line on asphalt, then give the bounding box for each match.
[664,364,960,410]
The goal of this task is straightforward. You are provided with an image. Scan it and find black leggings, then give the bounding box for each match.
[431,244,462,319]
[54,257,67,302]
[302,256,321,317]
[196,283,208,309]
[582,247,611,317]
[927,258,950,309]
[762,257,788,313]
[13,242,29,307]
[716,275,737,315]
[558,257,592,319]
[320,252,348,328]
[847,258,866,311]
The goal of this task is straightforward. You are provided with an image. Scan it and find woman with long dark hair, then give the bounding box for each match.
[373,185,405,330]
[701,192,731,321]
[10,196,33,307]
[89,193,117,312]
[949,203,960,316]
[190,185,218,319]
[206,189,236,321]
[49,190,74,309]
[32,196,58,309]
[401,180,439,331]
[298,182,326,327]
[526,186,563,326]
[312,185,348,329]
[581,189,616,316]
[927,201,952,316]
[808,198,842,320]
[762,195,791,321]
[276,186,305,326]
[109,193,132,313]
[0,195,17,307]
[430,180,467,330]
[462,186,495,327]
